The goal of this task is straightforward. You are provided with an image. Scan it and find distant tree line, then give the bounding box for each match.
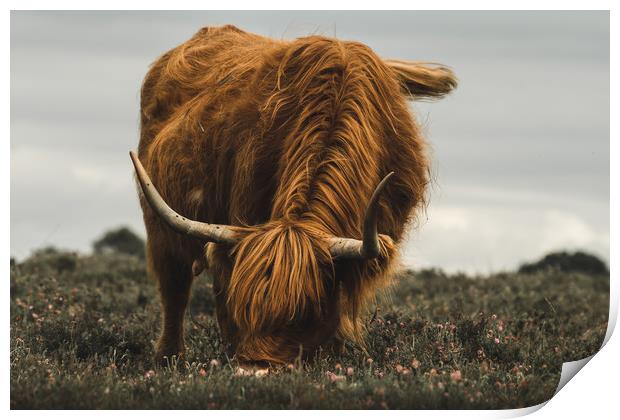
[89,227,608,276]
[518,251,608,276]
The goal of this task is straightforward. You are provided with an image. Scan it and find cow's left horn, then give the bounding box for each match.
[129,151,238,245]
[327,172,394,259]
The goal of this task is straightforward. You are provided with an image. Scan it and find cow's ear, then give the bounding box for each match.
[385,60,457,100]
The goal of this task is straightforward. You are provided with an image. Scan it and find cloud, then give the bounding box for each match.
[540,210,609,253]
[402,203,609,274]
[10,144,144,259]
[10,11,609,272]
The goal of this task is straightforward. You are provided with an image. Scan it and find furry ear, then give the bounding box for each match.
[385,60,457,100]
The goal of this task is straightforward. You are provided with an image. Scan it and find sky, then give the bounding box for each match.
[10,11,610,273]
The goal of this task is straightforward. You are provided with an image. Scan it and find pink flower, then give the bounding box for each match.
[494,338,500,344]
[209,359,220,368]
[395,364,404,374]
[144,369,156,379]
[346,367,354,376]
[326,371,345,382]
[450,370,462,382]
[411,359,421,369]
[198,368,207,377]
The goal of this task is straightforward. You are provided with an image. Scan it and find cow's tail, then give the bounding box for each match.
[384,60,457,100]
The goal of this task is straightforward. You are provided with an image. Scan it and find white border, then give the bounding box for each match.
[5,2,617,418]
[2,0,617,10]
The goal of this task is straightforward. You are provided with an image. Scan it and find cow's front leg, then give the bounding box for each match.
[148,243,193,365]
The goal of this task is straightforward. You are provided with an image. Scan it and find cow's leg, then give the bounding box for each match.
[147,240,193,364]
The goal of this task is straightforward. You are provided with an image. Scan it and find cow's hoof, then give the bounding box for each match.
[154,344,185,367]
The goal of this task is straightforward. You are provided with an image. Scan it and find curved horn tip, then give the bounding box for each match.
[129,150,140,172]
[361,171,395,259]
[328,171,396,260]
[378,171,395,189]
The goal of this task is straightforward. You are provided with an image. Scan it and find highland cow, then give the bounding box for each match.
[131,25,456,365]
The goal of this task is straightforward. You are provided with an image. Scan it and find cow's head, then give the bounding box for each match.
[131,151,394,357]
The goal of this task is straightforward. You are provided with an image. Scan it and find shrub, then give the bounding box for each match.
[93,227,145,259]
[518,251,608,275]
[24,247,78,273]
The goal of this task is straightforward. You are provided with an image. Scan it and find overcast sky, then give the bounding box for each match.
[10,11,609,273]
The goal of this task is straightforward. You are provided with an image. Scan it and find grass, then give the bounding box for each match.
[10,249,609,409]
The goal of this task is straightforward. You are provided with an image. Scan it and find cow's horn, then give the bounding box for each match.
[327,172,394,259]
[129,151,238,245]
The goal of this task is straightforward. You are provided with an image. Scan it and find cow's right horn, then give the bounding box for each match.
[327,172,394,260]
[129,151,238,245]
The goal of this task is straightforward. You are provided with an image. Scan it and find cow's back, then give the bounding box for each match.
[140,25,276,145]
[138,25,283,235]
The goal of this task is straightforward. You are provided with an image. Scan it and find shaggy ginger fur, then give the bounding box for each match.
[136,25,456,364]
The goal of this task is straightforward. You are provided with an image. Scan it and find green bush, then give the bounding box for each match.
[93,227,145,259]
[518,251,608,275]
